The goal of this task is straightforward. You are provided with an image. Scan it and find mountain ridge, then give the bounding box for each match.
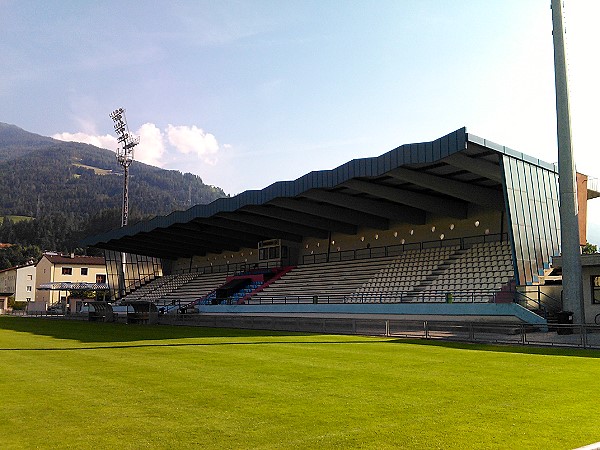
[0,122,227,255]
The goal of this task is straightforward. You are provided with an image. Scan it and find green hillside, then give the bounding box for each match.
[0,122,227,259]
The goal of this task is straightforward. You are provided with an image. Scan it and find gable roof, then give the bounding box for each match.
[42,255,105,266]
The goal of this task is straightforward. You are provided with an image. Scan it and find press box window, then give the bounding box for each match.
[62,267,72,275]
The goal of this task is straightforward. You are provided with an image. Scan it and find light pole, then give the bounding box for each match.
[110,107,139,228]
[110,108,139,298]
[551,0,585,322]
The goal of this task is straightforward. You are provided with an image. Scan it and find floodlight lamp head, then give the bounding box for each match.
[110,106,139,168]
[116,148,134,167]
[109,107,125,120]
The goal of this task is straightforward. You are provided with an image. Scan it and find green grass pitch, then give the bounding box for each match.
[1,316,599,449]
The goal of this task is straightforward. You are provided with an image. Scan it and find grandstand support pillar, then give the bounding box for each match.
[551,0,585,323]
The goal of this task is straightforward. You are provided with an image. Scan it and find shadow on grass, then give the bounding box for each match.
[387,337,600,358]
[0,316,315,343]
[4,317,598,358]
[0,339,383,351]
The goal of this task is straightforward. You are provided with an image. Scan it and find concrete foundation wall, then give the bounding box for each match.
[197,302,545,325]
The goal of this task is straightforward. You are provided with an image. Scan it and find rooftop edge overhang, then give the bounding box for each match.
[82,127,592,259]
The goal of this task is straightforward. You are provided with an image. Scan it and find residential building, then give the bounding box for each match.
[36,254,106,306]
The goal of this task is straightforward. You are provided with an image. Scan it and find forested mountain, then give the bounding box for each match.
[0,123,56,161]
[0,123,227,265]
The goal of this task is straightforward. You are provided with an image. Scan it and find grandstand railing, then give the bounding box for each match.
[302,233,509,265]
[174,260,282,276]
[122,273,157,297]
[512,290,552,319]
[170,233,511,275]
[515,286,562,312]
[243,289,507,305]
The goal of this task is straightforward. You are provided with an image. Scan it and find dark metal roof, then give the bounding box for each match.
[42,255,105,266]
[82,127,557,259]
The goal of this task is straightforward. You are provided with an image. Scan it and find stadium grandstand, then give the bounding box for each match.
[82,128,599,325]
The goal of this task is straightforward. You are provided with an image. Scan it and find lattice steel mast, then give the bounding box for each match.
[110,108,139,227]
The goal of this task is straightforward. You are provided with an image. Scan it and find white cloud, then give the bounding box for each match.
[167,124,219,165]
[136,123,165,167]
[53,122,223,169]
[52,131,117,150]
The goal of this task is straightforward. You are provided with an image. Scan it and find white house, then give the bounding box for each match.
[0,262,36,312]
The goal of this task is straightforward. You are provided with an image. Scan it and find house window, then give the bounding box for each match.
[591,276,600,304]
[81,268,88,276]
[26,297,31,302]
[62,267,73,275]
[26,286,32,292]
[96,274,107,283]
[27,274,33,280]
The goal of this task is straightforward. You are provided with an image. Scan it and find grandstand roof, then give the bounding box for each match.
[82,127,596,260]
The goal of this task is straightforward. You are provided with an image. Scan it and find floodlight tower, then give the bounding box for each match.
[110,107,139,228]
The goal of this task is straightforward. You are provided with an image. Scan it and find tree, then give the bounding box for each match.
[582,242,597,254]
[0,244,42,270]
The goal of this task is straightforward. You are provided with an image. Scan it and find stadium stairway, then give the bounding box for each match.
[157,272,230,307]
[239,266,295,303]
[184,267,294,310]
[402,248,470,301]
[348,246,461,303]
[120,274,178,302]
[407,241,515,302]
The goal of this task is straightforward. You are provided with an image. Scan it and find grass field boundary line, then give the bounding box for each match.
[0,339,384,352]
[574,442,600,450]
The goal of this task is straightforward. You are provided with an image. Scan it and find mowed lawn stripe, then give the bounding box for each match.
[1,317,599,449]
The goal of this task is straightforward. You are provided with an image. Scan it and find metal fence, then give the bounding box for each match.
[243,290,501,305]
[7,310,600,350]
[158,314,600,350]
[302,233,509,265]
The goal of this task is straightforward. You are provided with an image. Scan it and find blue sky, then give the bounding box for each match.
[1,1,599,241]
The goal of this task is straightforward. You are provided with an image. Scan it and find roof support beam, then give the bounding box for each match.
[177,221,268,244]
[241,205,357,235]
[165,225,258,249]
[387,167,504,209]
[206,217,304,243]
[300,189,426,224]
[151,229,244,251]
[216,212,329,239]
[120,234,222,254]
[101,241,194,260]
[442,153,503,183]
[268,198,390,230]
[341,179,468,219]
